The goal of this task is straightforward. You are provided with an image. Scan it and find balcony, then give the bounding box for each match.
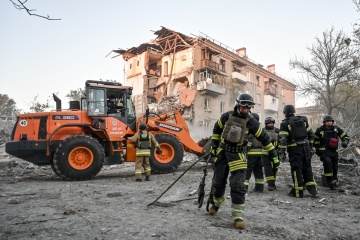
[263,95,279,112]
[264,86,278,97]
[196,80,226,96]
[200,59,220,71]
[231,72,247,84]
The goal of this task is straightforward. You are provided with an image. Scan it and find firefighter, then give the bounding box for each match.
[262,117,280,191]
[314,115,349,190]
[129,122,162,182]
[245,113,265,193]
[209,93,279,229]
[278,105,318,198]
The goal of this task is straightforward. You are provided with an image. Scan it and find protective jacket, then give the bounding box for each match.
[314,125,349,156]
[278,114,317,198]
[129,130,159,157]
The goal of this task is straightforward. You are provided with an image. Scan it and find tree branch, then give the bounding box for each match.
[10,0,61,20]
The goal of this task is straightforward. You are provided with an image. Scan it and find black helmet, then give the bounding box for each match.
[139,122,147,130]
[323,115,334,123]
[236,93,255,108]
[265,117,275,125]
[251,113,259,121]
[283,105,295,115]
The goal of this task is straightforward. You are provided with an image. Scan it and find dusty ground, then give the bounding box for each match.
[0,143,360,240]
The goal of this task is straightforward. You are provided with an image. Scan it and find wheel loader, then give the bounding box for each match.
[5,80,208,180]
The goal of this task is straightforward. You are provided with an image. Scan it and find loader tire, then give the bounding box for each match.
[150,133,184,173]
[53,135,104,181]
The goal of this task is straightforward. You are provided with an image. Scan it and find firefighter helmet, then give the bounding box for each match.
[236,93,255,108]
[139,122,147,130]
[265,117,275,125]
[251,112,259,121]
[283,105,295,115]
[323,115,334,123]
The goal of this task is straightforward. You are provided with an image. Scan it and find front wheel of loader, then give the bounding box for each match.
[53,135,105,180]
[150,133,184,173]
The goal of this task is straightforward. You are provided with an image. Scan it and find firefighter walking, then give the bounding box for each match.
[314,115,349,190]
[245,113,265,193]
[278,105,318,198]
[209,93,279,229]
[262,117,280,191]
[129,122,162,182]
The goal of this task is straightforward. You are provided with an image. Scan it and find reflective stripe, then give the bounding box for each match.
[279,131,289,135]
[263,143,275,151]
[255,179,264,184]
[212,134,220,141]
[305,181,317,187]
[228,159,247,172]
[218,119,224,128]
[324,173,333,176]
[231,203,245,221]
[135,170,142,174]
[144,167,151,173]
[255,126,262,137]
[213,195,226,207]
[266,176,276,181]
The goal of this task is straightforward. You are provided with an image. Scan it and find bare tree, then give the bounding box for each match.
[290,27,360,116]
[10,0,61,20]
[29,94,53,113]
[66,88,84,102]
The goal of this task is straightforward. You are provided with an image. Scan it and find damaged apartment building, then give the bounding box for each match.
[113,26,296,137]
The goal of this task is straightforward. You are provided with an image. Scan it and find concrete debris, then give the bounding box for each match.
[8,197,20,204]
[107,192,123,197]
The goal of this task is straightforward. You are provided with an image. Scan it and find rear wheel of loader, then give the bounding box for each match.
[151,133,184,173]
[53,135,105,180]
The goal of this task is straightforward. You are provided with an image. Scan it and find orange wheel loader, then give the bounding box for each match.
[5,80,207,180]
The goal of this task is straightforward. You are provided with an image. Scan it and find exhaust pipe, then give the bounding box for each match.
[53,94,61,111]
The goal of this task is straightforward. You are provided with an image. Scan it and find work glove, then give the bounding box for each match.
[272,156,280,169]
[278,149,286,163]
[156,148,162,154]
[341,141,348,148]
[210,145,217,157]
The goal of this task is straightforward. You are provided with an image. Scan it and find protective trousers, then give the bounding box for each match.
[288,145,317,197]
[320,152,339,186]
[135,156,151,180]
[245,155,264,191]
[212,149,247,222]
[262,155,277,188]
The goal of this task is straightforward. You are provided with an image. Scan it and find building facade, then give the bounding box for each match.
[114,27,296,139]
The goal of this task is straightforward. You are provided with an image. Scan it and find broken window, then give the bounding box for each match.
[129,63,132,69]
[256,76,260,86]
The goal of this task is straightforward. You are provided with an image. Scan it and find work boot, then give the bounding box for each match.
[145,176,150,181]
[234,219,246,229]
[329,181,337,190]
[307,186,319,196]
[267,180,277,191]
[209,205,219,216]
[288,188,303,198]
[253,184,264,193]
[135,179,142,182]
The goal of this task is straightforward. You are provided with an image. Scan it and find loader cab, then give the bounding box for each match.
[85,80,136,130]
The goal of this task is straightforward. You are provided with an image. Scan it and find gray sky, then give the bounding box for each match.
[0,0,358,112]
